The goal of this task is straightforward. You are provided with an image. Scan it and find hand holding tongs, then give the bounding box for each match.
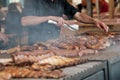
[48,20,79,31]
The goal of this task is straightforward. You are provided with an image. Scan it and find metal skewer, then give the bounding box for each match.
[48,20,78,31]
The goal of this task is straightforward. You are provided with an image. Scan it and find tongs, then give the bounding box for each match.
[48,20,79,31]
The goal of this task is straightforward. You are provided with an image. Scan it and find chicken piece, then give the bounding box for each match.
[0,72,11,80]
[32,56,88,70]
[33,43,48,50]
[86,37,111,50]
[4,66,64,79]
[12,53,54,65]
[31,63,55,71]
[20,45,34,51]
[57,43,76,50]
[78,49,98,56]
[53,50,79,57]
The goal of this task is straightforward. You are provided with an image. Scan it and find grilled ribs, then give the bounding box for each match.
[3,66,64,79]
[31,56,88,71]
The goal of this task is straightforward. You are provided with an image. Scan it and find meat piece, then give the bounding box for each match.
[5,67,31,78]
[32,56,88,70]
[31,63,55,71]
[14,50,53,56]
[86,37,111,50]
[45,36,88,50]
[4,66,64,79]
[19,44,46,51]
[53,49,97,57]
[20,45,34,51]
[53,50,79,57]
[0,72,11,80]
[78,49,98,57]
[0,63,4,71]
[57,43,76,50]
[12,52,55,65]
[41,70,64,78]
[33,43,48,50]
[0,46,20,54]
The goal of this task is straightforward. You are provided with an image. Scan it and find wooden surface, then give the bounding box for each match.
[109,0,115,19]
[78,19,120,27]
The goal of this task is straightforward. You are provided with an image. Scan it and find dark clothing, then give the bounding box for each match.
[22,0,78,45]
[5,11,22,35]
[5,4,22,47]
[77,4,86,12]
[6,3,22,35]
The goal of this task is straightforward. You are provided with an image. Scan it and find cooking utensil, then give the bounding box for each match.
[48,20,79,31]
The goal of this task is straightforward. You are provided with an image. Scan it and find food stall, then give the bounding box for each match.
[0,0,120,80]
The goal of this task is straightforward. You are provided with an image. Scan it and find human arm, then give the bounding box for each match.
[73,12,109,32]
[63,0,109,32]
[21,16,66,27]
[22,0,66,27]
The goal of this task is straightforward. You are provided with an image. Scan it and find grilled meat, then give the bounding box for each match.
[31,56,88,71]
[12,52,54,65]
[0,63,4,71]
[4,66,64,79]
[0,72,11,80]
[86,36,111,50]
[78,49,98,56]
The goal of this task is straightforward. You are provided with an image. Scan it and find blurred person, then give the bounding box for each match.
[98,0,109,13]
[77,0,108,14]
[22,0,109,45]
[5,2,23,47]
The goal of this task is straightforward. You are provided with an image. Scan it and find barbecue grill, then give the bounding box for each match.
[10,62,107,80]
[83,44,120,80]
[8,45,120,80]
[0,52,107,80]
[0,32,120,80]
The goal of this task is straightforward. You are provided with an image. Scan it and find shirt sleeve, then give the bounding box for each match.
[63,0,79,19]
[22,0,36,16]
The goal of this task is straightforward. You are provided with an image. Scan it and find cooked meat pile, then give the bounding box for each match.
[31,56,87,71]
[0,31,120,79]
[1,66,64,79]
[0,55,87,79]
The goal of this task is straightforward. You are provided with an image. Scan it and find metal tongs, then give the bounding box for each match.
[48,20,79,31]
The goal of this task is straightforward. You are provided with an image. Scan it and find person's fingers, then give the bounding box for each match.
[101,23,109,32]
[57,18,65,27]
[96,23,103,30]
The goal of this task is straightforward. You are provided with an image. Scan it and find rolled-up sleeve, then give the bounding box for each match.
[63,0,79,19]
[22,0,36,16]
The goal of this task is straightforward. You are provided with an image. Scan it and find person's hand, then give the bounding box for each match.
[49,16,66,27]
[94,19,109,32]
[0,32,9,45]
[57,17,66,27]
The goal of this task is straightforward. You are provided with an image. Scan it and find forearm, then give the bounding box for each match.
[21,16,51,26]
[74,12,96,24]
[21,16,68,27]
[65,20,78,25]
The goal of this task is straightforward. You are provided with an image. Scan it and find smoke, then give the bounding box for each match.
[22,0,64,45]
[5,0,66,47]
